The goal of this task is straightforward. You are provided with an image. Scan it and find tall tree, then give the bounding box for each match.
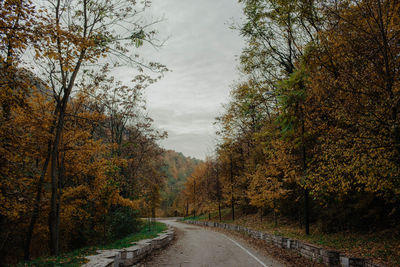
[25,0,166,256]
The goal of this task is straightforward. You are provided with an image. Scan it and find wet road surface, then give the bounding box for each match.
[144,218,284,267]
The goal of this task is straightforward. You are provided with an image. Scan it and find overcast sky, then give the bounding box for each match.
[117,0,245,160]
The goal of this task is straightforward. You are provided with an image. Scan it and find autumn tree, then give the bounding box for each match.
[300,0,400,229]
[236,0,328,234]
[0,0,37,116]
[1,0,168,264]
[22,0,167,256]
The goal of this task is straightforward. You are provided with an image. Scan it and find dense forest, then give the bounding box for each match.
[0,0,171,264]
[1,0,400,265]
[178,0,400,237]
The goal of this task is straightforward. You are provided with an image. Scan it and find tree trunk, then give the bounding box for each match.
[49,109,66,255]
[273,201,278,227]
[193,180,196,218]
[230,154,235,221]
[25,100,62,260]
[152,206,156,221]
[302,117,310,235]
[49,153,58,255]
[24,146,51,260]
[231,198,235,221]
[218,202,221,222]
[55,151,64,253]
[304,188,310,235]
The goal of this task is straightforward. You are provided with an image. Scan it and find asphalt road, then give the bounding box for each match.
[143,218,284,267]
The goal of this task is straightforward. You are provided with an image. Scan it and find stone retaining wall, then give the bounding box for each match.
[185,220,383,267]
[82,227,174,267]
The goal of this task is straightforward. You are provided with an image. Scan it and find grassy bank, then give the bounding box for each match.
[17,221,167,267]
[188,209,399,267]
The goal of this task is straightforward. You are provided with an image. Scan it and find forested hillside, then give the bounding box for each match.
[159,150,201,216]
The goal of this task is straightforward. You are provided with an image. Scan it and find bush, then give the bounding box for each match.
[107,206,141,240]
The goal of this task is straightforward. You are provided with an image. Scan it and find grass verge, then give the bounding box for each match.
[17,221,168,267]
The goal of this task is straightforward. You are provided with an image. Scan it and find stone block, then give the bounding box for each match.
[281,237,288,248]
[340,255,350,267]
[320,250,340,266]
[365,261,382,267]
[349,257,365,267]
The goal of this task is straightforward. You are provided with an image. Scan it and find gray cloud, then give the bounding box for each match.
[116,0,245,159]
[163,131,218,160]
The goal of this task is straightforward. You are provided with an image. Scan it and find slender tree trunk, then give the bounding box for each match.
[152,206,156,221]
[103,212,107,243]
[49,108,66,255]
[24,146,51,260]
[55,149,64,254]
[298,206,302,228]
[193,180,196,218]
[147,208,151,231]
[216,167,222,222]
[231,196,235,221]
[218,202,221,222]
[304,188,310,235]
[25,98,62,260]
[302,117,310,235]
[230,154,235,221]
[49,150,59,255]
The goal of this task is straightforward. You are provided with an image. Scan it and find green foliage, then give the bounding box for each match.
[276,65,308,138]
[107,206,141,240]
[131,30,145,48]
[183,5,400,266]
[17,221,167,267]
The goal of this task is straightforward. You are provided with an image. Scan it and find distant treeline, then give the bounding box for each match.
[158,150,202,216]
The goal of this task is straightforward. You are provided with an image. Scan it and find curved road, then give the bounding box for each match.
[144,218,284,267]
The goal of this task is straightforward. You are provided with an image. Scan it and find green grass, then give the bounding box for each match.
[17,221,168,267]
[182,214,208,221]
[182,208,232,222]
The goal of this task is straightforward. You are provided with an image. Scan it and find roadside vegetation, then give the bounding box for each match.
[0,0,174,264]
[186,209,400,266]
[174,5,400,266]
[17,221,167,267]
[2,0,400,266]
